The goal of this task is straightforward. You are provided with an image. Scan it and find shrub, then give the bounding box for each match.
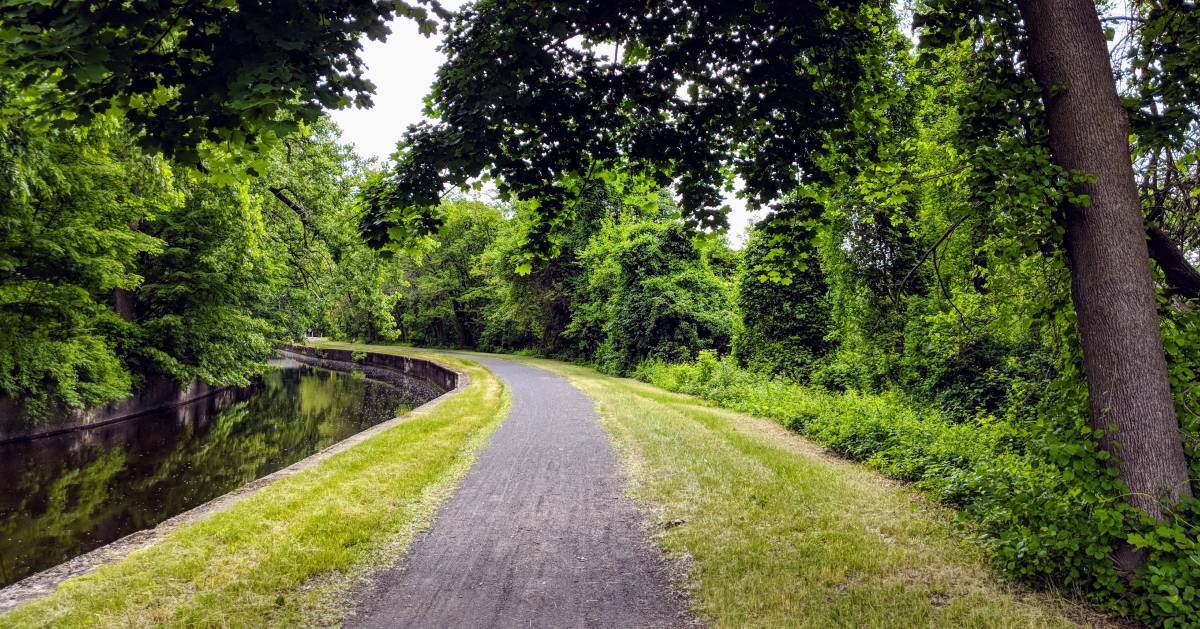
[635,354,1200,627]
[578,222,734,375]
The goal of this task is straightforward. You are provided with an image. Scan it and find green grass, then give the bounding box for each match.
[2,345,507,628]
[5,344,1114,627]
[503,355,1111,628]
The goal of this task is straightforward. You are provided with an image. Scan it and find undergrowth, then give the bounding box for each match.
[635,351,1200,628]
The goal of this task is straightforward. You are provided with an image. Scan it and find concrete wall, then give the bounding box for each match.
[0,378,234,444]
[278,345,459,399]
[0,346,458,444]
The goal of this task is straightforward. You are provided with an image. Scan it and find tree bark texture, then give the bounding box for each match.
[1016,0,1193,525]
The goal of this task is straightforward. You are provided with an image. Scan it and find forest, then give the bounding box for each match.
[0,0,1198,626]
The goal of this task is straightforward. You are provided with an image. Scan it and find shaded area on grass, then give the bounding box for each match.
[632,353,1198,626]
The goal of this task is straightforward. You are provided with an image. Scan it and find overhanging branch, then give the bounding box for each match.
[1146,227,1200,300]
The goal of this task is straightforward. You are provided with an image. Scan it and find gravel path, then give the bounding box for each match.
[349,356,690,629]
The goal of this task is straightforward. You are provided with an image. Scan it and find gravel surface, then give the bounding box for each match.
[349,356,690,629]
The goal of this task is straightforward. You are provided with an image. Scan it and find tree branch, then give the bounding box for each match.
[898,214,969,293]
[909,163,969,186]
[933,240,972,334]
[268,186,309,219]
[1147,226,1200,300]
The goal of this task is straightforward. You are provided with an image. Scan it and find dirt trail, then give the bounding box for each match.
[349,356,689,629]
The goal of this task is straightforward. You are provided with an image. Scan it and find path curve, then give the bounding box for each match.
[350,356,689,629]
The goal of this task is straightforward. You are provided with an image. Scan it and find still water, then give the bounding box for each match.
[0,363,420,588]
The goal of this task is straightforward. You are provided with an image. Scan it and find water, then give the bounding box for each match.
[0,364,421,588]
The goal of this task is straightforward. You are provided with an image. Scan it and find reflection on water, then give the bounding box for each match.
[0,365,418,587]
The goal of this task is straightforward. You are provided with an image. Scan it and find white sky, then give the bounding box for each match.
[326,11,762,246]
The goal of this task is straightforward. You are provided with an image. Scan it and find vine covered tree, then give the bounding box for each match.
[917,0,1198,536]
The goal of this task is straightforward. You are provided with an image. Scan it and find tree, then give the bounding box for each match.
[393,201,502,347]
[582,221,733,374]
[479,181,620,356]
[358,0,902,252]
[1015,0,1191,537]
[735,224,832,380]
[254,120,403,344]
[0,107,170,418]
[0,101,396,421]
[363,0,1195,544]
[134,175,282,386]
[916,0,1197,539]
[0,0,447,164]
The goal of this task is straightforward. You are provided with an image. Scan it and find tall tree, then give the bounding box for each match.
[1015,0,1191,536]
[915,0,1199,546]
[735,222,832,380]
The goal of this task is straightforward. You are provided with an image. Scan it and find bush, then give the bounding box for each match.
[634,353,1200,627]
[733,228,832,380]
[577,222,733,375]
[0,330,133,421]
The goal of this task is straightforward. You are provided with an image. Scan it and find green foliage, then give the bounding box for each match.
[0,111,169,417]
[1160,298,1200,487]
[636,353,1200,626]
[734,225,832,380]
[0,0,445,165]
[391,200,502,348]
[1126,498,1200,624]
[582,221,734,374]
[133,178,282,386]
[360,0,904,255]
[389,180,736,375]
[0,107,399,419]
[476,182,619,356]
[256,120,400,344]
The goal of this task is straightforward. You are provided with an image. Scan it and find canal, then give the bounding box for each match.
[0,361,425,587]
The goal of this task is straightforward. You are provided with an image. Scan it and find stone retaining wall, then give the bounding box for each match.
[1,346,458,444]
[0,378,233,444]
[279,345,459,398]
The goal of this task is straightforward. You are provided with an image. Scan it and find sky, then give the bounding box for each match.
[326,13,763,246]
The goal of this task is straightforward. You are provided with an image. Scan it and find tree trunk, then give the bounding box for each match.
[1016,0,1192,553]
[111,288,137,322]
[451,299,474,348]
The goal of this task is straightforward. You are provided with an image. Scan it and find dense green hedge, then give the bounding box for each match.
[635,352,1200,627]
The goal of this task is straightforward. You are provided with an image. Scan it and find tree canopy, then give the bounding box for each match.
[0,0,445,163]
[359,0,906,254]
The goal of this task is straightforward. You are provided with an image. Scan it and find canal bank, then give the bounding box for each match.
[0,345,475,617]
[0,378,238,445]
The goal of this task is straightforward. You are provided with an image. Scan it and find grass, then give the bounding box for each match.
[1,344,507,628]
[502,355,1111,628]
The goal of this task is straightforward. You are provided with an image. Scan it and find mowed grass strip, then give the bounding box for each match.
[2,346,507,628]
[510,356,1109,629]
